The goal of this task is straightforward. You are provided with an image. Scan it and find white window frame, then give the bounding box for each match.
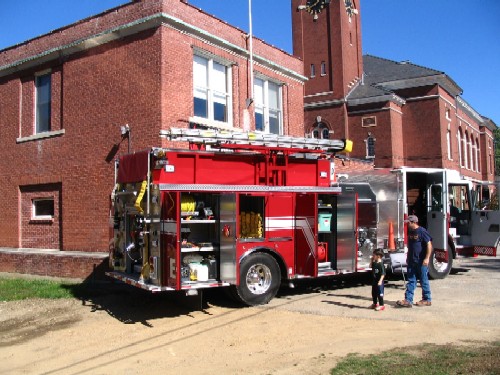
[35,70,52,134]
[32,198,54,220]
[365,134,376,159]
[463,132,468,169]
[310,64,315,78]
[475,139,481,172]
[254,76,283,135]
[192,53,233,128]
[457,130,463,167]
[362,116,377,128]
[311,122,330,139]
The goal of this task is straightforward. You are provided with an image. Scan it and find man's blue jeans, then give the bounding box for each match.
[404,263,431,303]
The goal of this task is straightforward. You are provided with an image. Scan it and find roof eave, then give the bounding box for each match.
[374,74,462,97]
[0,12,307,82]
[347,93,405,107]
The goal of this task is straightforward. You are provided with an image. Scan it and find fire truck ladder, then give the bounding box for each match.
[160,127,351,153]
[160,127,352,186]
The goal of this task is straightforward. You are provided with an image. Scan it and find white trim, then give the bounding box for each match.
[188,117,238,131]
[361,116,377,128]
[304,91,334,98]
[348,106,403,116]
[32,198,55,220]
[457,96,483,123]
[17,129,65,143]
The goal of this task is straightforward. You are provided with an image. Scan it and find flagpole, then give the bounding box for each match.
[247,0,254,108]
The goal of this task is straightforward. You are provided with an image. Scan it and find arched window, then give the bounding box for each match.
[463,131,469,169]
[467,134,475,171]
[365,133,376,159]
[476,138,481,172]
[469,134,475,171]
[311,122,330,139]
[457,129,463,167]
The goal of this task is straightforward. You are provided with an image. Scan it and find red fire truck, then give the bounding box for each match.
[107,128,358,305]
[107,128,500,305]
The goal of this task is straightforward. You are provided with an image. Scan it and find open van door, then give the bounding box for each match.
[470,185,500,256]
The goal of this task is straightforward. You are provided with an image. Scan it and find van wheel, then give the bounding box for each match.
[428,248,453,279]
[233,253,281,306]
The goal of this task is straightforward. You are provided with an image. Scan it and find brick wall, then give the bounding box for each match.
[19,183,61,249]
[0,0,306,279]
[0,249,109,280]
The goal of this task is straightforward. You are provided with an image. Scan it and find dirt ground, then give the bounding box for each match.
[1,256,500,375]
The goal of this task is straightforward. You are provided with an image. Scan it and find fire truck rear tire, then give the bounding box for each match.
[428,248,453,280]
[233,252,281,306]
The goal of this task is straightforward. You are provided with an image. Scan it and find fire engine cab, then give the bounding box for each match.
[107,128,357,305]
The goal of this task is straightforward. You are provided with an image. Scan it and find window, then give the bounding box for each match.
[463,132,468,169]
[476,139,481,172]
[457,130,463,167]
[445,108,451,120]
[311,122,330,139]
[365,133,375,159]
[362,116,376,127]
[321,61,326,76]
[468,135,474,171]
[35,73,51,133]
[193,55,231,124]
[32,198,54,219]
[446,129,452,160]
[310,64,315,78]
[254,78,282,134]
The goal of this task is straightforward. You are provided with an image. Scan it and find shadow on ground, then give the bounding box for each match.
[62,257,493,325]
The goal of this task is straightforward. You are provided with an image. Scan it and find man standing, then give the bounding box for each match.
[397,215,433,307]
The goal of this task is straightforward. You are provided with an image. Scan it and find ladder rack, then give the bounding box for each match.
[160,127,352,154]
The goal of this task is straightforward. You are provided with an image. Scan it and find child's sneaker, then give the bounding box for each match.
[375,305,385,311]
[369,303,379,309]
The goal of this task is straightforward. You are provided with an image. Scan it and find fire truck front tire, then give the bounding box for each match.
[428,248,453,280]
[234,253,281,306]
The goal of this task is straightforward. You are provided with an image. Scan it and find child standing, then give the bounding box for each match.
[370,249,386,311]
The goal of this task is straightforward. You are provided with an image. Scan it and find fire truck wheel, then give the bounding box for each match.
[234,253,281,306]
[428,248,453,280]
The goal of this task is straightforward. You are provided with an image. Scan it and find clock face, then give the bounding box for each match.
[306,0,328,16]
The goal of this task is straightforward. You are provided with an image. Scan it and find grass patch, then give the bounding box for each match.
[331,342,500,375]
[0,278,84,301]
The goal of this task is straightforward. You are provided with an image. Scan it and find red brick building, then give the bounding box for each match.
[0,0,496,279]
[292,0,496,182]
[0,0,306,278]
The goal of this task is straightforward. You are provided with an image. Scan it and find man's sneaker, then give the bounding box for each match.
[375,305,385,311]
[369,303,379,309]
[396,300,413,308]
[415,300,432,306]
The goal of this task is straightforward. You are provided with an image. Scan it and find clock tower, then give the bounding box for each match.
[292,0,363,140]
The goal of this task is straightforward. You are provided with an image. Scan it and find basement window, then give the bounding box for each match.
[32,198,54,219]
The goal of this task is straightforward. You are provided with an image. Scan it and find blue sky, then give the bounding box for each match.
[1,0,498,125]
